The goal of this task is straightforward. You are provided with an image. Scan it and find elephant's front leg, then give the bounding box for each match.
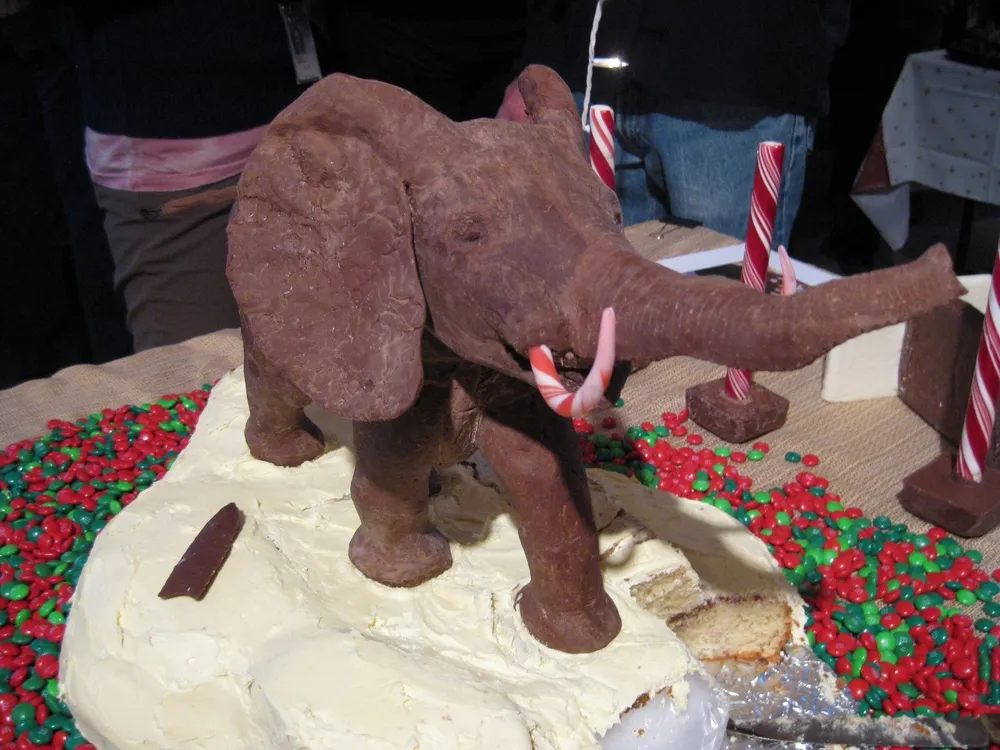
[349,390,455,587]
[242,322,324,467]
[477,398,622,653]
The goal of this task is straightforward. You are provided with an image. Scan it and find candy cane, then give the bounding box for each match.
[530,308,616,418]
[955,240,1000,483]
[724,142,785,402]
[589,105,615,191]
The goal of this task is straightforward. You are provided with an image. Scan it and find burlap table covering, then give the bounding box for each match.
[0,221,992,563]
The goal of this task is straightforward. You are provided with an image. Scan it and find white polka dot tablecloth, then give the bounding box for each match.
[852,50,1000,250]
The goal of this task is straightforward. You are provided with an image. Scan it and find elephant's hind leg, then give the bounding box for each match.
[476,400,622,653]
[349,410,453,588]
[242,326,325,467]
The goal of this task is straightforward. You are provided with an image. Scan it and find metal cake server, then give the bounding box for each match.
[728,713,1000,748]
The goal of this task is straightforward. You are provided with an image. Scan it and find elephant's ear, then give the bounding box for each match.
[516,65,583,145]
[227,124,425,422]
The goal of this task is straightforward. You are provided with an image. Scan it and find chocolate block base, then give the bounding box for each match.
[685,378,789,444]
[898,453,1000,538]
[899,300,983,444]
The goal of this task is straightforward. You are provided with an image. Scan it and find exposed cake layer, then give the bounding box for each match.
[588,470,804,662]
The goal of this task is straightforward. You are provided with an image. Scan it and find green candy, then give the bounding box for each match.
[714,499,733,514]
[0,582,30,601]
[984,602,1000,617]
[908,552,928,566]
[690,479,710,492]
[21,675,45,693]
[975,618,995,633]
[747,449,765,461]
[979,581,1000,598]
[875,631,896,652]
[713,446,731,458]
[785,451,802,463]
[956,589,978,606]
[899,683,920,698]
[10,702,34,725]
[850,647,868,676]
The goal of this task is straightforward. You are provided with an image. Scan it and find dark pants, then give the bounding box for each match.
[0,2,131,387]
[93,176,241,352]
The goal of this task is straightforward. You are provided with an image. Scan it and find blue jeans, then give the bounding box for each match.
[579,94,814,251]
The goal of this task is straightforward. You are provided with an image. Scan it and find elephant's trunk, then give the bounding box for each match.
[588,243,965,372]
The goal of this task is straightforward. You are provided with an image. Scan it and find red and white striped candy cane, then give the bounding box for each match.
[589,105,615,191]
[724,141,786,401]
[955,241,1000,483]
[530,308,616,418]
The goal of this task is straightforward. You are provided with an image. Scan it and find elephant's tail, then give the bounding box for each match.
[143,186,240,219]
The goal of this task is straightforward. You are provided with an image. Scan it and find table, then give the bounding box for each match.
[2,220,998,567]
[852,50,1000,268]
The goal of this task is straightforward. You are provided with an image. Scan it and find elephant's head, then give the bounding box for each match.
[227,66,965,423]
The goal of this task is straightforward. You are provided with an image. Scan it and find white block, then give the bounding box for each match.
[821,274,991,403]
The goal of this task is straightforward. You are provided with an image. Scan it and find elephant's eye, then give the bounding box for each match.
[454,216,488,244]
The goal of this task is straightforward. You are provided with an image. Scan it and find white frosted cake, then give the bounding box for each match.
[59,368,804,749]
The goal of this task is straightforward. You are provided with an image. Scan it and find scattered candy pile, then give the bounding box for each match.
[0,388,210,750]
[1,387,1000,750]
[575,408,1000,750]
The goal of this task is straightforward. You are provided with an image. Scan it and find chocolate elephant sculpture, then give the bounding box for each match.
[226,65,965,654]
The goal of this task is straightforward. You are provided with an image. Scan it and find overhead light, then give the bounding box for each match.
[593,57,628,69]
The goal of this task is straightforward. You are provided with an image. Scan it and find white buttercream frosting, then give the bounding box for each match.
[59,367,793,749]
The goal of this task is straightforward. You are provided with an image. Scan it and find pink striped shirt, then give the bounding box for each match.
[84,126,267,192]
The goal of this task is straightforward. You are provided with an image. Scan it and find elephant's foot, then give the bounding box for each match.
[517,582,622,654]
[348,526,453,587]
[245,418,325,467]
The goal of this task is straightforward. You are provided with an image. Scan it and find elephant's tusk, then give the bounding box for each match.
[777,245,798,296]
[529,308,616,418]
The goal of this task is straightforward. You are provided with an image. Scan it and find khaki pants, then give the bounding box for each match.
[93,175,241,352]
